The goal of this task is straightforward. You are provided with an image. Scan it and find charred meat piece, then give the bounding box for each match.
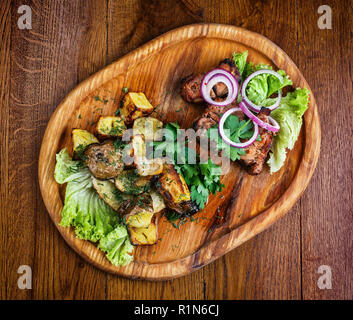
[213,58,241,97]
[154,164,199,216]
[84,140,124,179]
[218,58,241,81]
[180,73,209,104]
[193,104,274,175]
[193,101,239,131]
[239,108,274,175]
[180,58,241,104]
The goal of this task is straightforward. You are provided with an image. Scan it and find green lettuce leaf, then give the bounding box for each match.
[98,225,134,266]
[54,148,134,266]
[267,88,310,173]
[246,68,292,105]
[232,51,292,105]
[54,148,85,184]
[232,51,249,75]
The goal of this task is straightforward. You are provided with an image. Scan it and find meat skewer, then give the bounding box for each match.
[180,58,241,104]
[180,58,274,175]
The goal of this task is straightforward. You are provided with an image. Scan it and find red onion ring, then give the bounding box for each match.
[239,102,280,133]
[218,107,259,148]
[241,69,283,112]
[201,69,239,106]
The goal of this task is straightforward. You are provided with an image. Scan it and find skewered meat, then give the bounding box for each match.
[180,58,241,104]
[239,108,274,175]
[193,101,240,131]
[180,73,208,104]
[193,104,274,175]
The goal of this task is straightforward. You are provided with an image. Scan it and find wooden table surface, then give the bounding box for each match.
[1,0,352,300]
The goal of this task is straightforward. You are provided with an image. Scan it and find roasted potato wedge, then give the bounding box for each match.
[150,190,166,213]
[72,129,99,159]
[114,169,151,195]
[155,164,198,215]
[126,210,154,228]
[95,116,126,139]
[133,117,163,141]
[132,135,164,176]
[120,92,154,124]
[92,178,132,211]
[128,216,158,246]
[135,157,164,176]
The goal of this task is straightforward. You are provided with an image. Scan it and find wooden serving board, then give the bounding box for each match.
[38,24,320,280]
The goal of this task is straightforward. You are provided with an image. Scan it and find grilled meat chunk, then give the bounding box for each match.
[218,58,241,82]
[193,101,240,131]
[239,108,274,175]
[84,140,124,179]
[180,73,209,104]
[213,58,241,97]
[180,58,241,104]
[193,104,274,175]
[154,164,199,216]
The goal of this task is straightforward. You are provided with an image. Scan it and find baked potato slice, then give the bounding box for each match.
[132,135,164,176]
[72,129,99,159]
[133,117,163,141]
[126,210,154,228]
[150,190,166,213]
[95,116,126,139]
[120,92,154,124]
[114,169,151,195]
[92,178,132,211]
[128,216,158,246]
[155,164,198,215]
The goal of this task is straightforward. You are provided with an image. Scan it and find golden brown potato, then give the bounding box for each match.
[120,92,154,124]
[95,116,126,139]
[150,190,166,213]
[84,141,124,179]
[133,117,163,141]
[132,135,164,176]
[125,210,154,228]
[155,164,198,215]
[128,216,158,246]
[92,178,132,211]
[72,129,99,159]
[114,169,151,195]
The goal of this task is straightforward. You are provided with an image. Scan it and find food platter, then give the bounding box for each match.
[38,24,320,280]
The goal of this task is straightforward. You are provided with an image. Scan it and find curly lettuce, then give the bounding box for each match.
[54,148,134,266]
[266,88,310,173]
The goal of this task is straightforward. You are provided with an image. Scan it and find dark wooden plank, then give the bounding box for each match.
[0,0,11,301]
[297,0,353,299]
[7,0,107,299]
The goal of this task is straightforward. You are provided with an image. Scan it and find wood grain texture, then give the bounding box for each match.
[38,23,320,280]
[1,0,351,299]
[297,0,353,300]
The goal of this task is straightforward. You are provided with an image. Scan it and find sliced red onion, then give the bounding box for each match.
[218,107,259,148]
[239,102,280,133]
[241,69,283,112]
[201,68,239,106]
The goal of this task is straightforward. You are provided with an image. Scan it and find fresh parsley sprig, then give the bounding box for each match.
[208,114,260,162]
[151,122,224,210]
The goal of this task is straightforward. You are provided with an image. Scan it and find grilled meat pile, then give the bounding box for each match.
[181,58,274,175]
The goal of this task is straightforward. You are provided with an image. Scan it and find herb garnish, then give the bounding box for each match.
[208,115,261,161]
[152,122,225,209]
